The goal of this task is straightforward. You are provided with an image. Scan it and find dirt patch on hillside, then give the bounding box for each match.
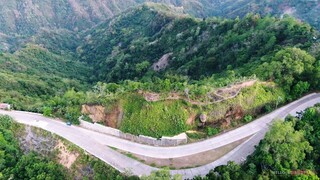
[81,104,123,128]
[186,114,197,125]
[143,92,161,102]
[140,80,257,105]
[140,91,180,102]
[55,140,79,169]
[105,105,123,128]
[214,80,257,98]
[81,105,105,122]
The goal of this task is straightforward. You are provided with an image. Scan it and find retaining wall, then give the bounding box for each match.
[80,120,187,146]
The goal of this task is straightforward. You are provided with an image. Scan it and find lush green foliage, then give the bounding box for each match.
[198,106,320,179]
[253,121,312,174]
[0,115,67,179]
[294,105,320,175]
[47,89,86,124]
[0,44,90,112]
[205,127,220,136]
[12,152,67,180]
[254,47,318,99]
[78,6,318,84]
[243,115,253,123]
[47,79,285,138]
[3,5,317,139]
[1,1,319,52]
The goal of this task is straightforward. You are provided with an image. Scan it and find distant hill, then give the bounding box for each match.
[0,0,319,51]
[208,0,320,30]
[0,0,141,51]
[1,0,317,35]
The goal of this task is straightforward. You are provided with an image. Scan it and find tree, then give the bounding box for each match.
[257,47,316,96]
[12,153,66,180]
[292,81,310,99]
[213,161,246,180]
[43,107,52,117]
[253,121,312,175]
[135,61,150,75]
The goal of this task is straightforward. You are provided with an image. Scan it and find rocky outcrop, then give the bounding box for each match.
[81,105,106,123]
[152,53,173,72]
[220,106,244,129]
[17,126,57,156]
[81,104,123,128]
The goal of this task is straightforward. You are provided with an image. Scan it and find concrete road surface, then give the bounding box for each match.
[1,93,319,178]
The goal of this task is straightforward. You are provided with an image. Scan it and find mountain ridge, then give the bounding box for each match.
[0,0,319,52]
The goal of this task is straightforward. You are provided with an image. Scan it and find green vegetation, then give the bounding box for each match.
[0,44,90,112]
[120,95,189,138]
[197,105,320,179]
[79,6,319,85]
[64,5,318,137]
[0,115,139,180]
[46,79,286,138]
[141,168,182,180]
[0,115,67,179]
[254,47,318,100]
[2,4,318,139]
[205,127,220,137]
[243,115,253,123]
[0,2,319,179]
[1,1,319,52]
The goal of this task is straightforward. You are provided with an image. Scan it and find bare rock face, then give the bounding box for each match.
[81,105,106,123]
[17,126,57,157]
[199,113,207,123]
[152,53,173,72]
[220,106,244,128]
[81,104,123,128]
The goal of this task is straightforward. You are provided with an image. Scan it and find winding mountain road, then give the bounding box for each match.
[1,93,319,179]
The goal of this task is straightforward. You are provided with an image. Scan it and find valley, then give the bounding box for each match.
[0,1,319,180]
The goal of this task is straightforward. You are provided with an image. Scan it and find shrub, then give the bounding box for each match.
[243,115,253,123]
[43,107,52,117]
[206,127,220,136]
